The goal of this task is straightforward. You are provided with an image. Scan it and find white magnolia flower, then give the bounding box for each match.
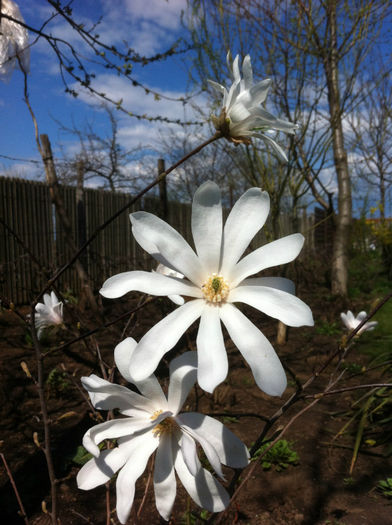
[77,342,249,524]
[340,310,377,334]
[34,292,63,338]
[0,0,30,82]
[154,263,185,306]
[208,52,297,162]
[101,181,314,396]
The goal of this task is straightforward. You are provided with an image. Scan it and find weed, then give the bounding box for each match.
[315,320,340,336]
[252,439,299,471]
[377,478,392,498]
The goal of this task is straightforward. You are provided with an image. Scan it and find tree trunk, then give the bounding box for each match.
[324,2,352,297]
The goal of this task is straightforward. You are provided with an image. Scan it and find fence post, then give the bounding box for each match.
[76,160,87,268]
[158,158,168,221]
[40,134,99,312]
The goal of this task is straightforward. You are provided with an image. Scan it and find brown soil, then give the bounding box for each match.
[0,281,391,525]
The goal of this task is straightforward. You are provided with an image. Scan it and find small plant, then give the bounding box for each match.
[377,477,392,498]
[46,367,70,397]
[252,439,299,471]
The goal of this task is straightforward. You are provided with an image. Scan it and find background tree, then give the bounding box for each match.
[184,0,392,296]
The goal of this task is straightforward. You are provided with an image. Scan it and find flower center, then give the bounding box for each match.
[150,409,176,437]
[201,274,230,303]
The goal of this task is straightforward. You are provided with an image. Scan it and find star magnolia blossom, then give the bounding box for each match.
[340,310,378,334]
[101,181,314,395]
[34,291,63,338]
[208,52,298,162]
[0,0,30,82]
[77,343,249,523]
[154,263,184,306]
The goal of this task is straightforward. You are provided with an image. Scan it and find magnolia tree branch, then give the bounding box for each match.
[209,289,392,523]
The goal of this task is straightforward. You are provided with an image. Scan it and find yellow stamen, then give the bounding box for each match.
[201,274,230,304]
[150,409,176,437]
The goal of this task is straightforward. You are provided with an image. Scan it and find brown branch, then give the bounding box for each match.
[0,453,29,525]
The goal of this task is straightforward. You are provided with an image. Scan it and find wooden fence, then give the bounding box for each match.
[0,177,315,304]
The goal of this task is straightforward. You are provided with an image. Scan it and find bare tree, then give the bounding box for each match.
[184,0,392,295]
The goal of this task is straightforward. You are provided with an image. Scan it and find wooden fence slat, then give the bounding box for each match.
[0,176,315,304]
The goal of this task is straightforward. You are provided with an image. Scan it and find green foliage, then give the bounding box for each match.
[252,439,299,471]
[221,416,239,424]
[46,368,70,396]
[70,445,94,466]
[181,509,209,524]
[315,320,341,336]
[68,442,108,467]
[377,477,392,498]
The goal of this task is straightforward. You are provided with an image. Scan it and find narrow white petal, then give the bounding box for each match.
[154,434,177,521]
[242,54,253,90]
[357,311,367,321]
[220,188,270,279]
[116,433,158,524]
[180,432,199,477]
[177,413,249,468]
[82,414,168,457]
[232,233,305,285]
[114,338,167,408]
[77,448,126,490]
[192,181,222,274]
[219,303,287,396]
[180,423,224,479]
[175,451,229,513]
[240,277,295,294]
[130,212,205,285]
[128,300,204,382]
[196,305,228,393]
[249,78,272,105]
[229,285,314,327]
[168,294,185,305]
[100,270,200,299]
[168,352,198,415]
[81,374,154,413]
[255,133,288,162]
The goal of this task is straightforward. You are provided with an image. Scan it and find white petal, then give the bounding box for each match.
[168,351,198,415]
[77,448,126,490]
[100,270,200,299]
[242,54,253,90]
[229,285,314,327]
[114,338,167,408]
[196,305,228,393]
[249,78,272,105]
[154,434,177,521]
[81,374,154,413]
[219,303,287,396]
[82,415,167,457]
[177,413,249,468]
[240,277,295,294]
[255,133,288,162]
[179,422,224,479]
[168,294,185,305]
[192,180,222,274]
[130,212,205,285]
[220,188,270,279]
[128,300,204,382]
[357,311,367,321]
[180,432,199,477]
[175,450,229,513]
[232,233,305,285]
[116,432,158,524]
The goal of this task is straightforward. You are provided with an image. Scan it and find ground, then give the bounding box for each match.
[0,271,391,525]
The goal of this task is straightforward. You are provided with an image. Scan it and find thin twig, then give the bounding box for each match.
[0,453,29,525]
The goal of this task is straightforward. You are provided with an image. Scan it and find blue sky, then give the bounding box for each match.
[0,0,204,179]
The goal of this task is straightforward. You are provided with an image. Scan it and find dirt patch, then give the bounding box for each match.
[0,286,390,524]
